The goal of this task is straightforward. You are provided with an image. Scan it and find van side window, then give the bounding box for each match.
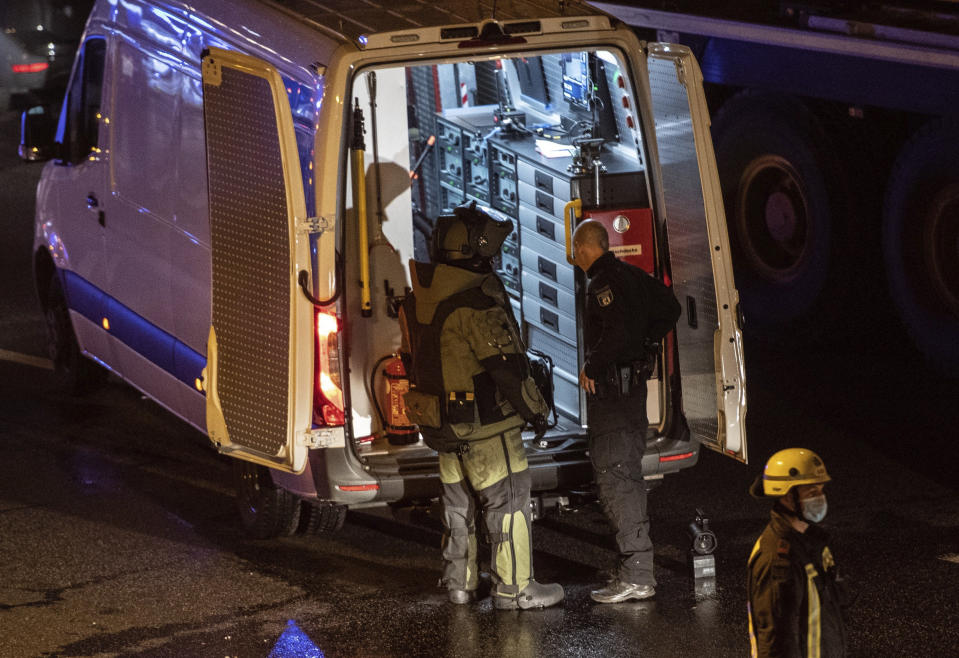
[62,38,106,165]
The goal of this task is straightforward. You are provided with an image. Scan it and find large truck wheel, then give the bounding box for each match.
[44,274,106,395]
[712,93,849,340]
[232,460,301,539]
[883,118,959,374]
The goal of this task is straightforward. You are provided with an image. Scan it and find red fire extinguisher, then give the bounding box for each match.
[381,355,418,445]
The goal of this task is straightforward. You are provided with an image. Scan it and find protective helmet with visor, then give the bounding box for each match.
[429,201,514,268]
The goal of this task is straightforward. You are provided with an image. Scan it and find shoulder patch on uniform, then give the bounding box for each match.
[777,539,790,555]
[595,285,614,307]
[821,546,835,570]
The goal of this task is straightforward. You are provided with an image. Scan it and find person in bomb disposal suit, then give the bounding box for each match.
[747,448,850,657]
[572,220,681,603]
[399,202,563,610]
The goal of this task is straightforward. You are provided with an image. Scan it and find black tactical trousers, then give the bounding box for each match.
[587,386,655,587]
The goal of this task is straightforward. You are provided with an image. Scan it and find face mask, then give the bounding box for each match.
[800,495,828,524]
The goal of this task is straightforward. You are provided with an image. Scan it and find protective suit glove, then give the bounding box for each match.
[531,414,549,441]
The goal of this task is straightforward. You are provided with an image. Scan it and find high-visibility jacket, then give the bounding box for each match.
[748,507,850,658]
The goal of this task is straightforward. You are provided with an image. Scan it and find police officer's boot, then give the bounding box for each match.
[494,580,565,610]
[590,580,655,604]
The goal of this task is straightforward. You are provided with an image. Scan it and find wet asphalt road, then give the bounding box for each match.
[1,111,958,657]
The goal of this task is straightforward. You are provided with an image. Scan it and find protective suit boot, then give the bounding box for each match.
[494,580,564,610]
[448,589,476,604]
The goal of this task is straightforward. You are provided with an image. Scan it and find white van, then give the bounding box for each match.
[23,0,748,537]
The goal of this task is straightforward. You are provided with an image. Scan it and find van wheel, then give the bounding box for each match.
[883,118,959,374]
[712,93,849,341]
[45,275,106,395]
[297,500,347,535]
[232,460,301,539]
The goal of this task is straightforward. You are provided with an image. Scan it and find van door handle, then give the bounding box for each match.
[86,194,99,209]
[686,295,698,329]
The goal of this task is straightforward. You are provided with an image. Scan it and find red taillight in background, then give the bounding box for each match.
[314,308,345,426]
[12,62,49,74]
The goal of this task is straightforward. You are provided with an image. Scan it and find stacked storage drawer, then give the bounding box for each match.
[515,157,584,424]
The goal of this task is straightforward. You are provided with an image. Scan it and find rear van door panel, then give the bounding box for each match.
[200,48,315,473]
[642,44,748,461]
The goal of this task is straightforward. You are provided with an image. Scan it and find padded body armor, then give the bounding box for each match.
[399,261,546,453]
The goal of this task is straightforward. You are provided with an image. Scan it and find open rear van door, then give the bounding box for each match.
[200,48,316,473]
[643,44,748,462]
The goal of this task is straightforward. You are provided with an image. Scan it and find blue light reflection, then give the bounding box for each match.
[268,620,324,658]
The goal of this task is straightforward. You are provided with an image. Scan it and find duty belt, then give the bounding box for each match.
[594,359,654,399]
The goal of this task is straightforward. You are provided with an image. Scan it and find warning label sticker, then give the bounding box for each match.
[610,244,643,257]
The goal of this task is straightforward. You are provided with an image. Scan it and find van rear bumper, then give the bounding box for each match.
[276,426,699,507]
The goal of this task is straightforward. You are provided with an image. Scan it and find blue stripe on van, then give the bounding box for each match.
[62,270,206,393]
[173,341,207,391]
[61,269,105,326]
[104,296,176,375]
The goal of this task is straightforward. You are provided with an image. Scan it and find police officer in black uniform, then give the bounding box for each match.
[572,219,680,603]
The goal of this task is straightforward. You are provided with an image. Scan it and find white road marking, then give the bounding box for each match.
[0,348,53,370]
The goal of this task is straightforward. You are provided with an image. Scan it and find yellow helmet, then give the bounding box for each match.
[761,448,831,497]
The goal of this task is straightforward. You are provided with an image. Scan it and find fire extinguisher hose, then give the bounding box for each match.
[369,353,394,433]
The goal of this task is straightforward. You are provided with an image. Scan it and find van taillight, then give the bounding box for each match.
[660,451,695,463]
[314,308,345,426]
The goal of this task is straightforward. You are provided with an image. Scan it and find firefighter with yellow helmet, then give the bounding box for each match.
[747,448,850,657]
[399,202,563,610]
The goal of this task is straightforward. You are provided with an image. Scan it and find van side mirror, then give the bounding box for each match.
[19,106,56,162]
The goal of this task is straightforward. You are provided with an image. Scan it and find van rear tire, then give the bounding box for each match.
[232,460,301,539]
[44,275,106,395]
[298,500,347,535]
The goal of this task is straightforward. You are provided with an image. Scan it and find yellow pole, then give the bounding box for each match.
[351,99,372,317]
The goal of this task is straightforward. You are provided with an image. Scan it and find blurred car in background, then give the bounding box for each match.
[1,0,93,111]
